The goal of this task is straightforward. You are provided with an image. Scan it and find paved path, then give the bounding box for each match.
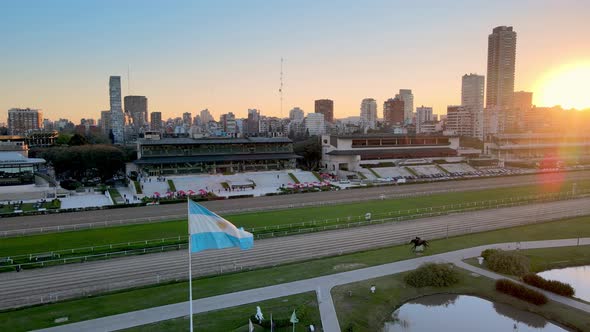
[36,238,590,332]
[3,197,590,310]
[1,170,585,233]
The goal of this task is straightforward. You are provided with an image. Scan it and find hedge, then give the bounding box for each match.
[522,274,575,297]
[495,279,548,305]
[485,249,530,276]
[404,263,459,287]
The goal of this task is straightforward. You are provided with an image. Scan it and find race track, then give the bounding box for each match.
[1,196,589,310]
[0,170,586,232]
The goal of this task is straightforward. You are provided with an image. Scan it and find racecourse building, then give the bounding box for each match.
[0,152,46,186]
[484,133,590,166]
[321,134,460,172]
[134,137,299,175]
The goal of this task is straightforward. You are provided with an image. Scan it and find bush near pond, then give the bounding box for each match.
[522,274,575,297]
[485,249,530,276]
[404,263,459,287]
[495,279,548,305]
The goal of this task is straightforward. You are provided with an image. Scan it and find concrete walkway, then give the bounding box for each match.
[36,238,590,332]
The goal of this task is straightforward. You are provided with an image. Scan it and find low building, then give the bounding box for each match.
[321,134,460,172]
[0,152,46,186]
[484,133,590,166]
[134,137,300,175]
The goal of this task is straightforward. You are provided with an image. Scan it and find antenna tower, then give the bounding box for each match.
[279,57,284,117]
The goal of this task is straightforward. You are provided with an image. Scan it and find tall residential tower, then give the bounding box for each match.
[109,76,125,143]
[486,26,517,109]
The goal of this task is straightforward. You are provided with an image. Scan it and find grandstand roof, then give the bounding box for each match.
[138,137,292,145]
[331,134,450,139]
[134,153,301,165]
[0,152,45,165]
[326,148,456,156]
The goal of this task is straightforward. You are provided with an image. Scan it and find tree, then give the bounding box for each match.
[294,137,321,170]
[68,133,88,146]
[37,145,126,181]
[56,134,72,145]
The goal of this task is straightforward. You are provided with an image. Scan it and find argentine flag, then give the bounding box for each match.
[188,200,254,253]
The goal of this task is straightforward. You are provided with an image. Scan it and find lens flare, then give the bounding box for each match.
[533,61,590,109]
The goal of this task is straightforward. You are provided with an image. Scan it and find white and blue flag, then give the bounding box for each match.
[188,200,253,253]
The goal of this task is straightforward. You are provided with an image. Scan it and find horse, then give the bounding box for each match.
[409,237,429,252]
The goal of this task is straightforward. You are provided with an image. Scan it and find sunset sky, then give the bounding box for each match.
[1,0,589,123]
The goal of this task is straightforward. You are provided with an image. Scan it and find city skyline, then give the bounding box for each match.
[2,0,590,123]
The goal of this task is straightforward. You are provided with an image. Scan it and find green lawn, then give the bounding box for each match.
[0,200,61,214]
[1,180,589,259]
[167,179,176,192]
[332,267,590,332]
[133,181,142,194]
[122,292,320,332]
[1,215,590,331]
[288,173,300,184]
[0,221,186,257]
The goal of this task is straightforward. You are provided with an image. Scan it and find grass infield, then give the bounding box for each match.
[1,215,590,331]
[2,179,589,258]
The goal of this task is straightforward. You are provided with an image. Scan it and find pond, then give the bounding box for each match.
[384,294,569,331]
[538,265,590,302]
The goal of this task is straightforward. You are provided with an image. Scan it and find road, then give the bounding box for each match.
[2,196,590,310]
[0,170,587,232]
[36,238,590,332]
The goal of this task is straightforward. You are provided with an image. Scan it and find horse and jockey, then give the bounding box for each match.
[409,236,429,253]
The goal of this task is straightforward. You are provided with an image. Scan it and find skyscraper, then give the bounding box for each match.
[289,107,304,122]
[462,73,485,139]
[416,106,433,134]
[100,110,111,136]
[395,89,414,124]
[200,109,214,124]
[246,109,260,135]
[486,26,517,109]
[124,96,148,133]
[7,108,42,135]
[109,76,125,143]
[360,98,377,129]
[383,98,404,125]
[314,99,334,123]
[182,112,192,127]
[150,112,162,132]
[305,113,325,136]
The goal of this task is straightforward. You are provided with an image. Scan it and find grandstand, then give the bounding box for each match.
[137,170,320,198]
[408,165,447,178]
[439,163,478,175]
[134,137,300,176]
[367,166,414,179]
[321,134,460,173]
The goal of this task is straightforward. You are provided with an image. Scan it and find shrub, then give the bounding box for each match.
[495,279,548,305]
[404,263,460,287]
[486,250,530,276]
[481,248,500,261]
[522,274,575,297]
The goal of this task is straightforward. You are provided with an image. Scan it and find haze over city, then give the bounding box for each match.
[3,1,590,332]
[2,0,589,123]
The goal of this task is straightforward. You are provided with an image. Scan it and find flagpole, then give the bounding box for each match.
[188,199,194,332]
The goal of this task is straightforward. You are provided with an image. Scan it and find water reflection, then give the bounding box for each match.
[538,265,590,302]
[385,294,567,331]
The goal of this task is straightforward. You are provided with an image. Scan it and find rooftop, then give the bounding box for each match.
[134,153,301,164]
[138,137,292,145]
[0,152,45,164]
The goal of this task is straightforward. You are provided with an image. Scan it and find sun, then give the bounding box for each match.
[533,61,590,110]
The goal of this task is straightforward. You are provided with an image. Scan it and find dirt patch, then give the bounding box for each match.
[333,263,368,271]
